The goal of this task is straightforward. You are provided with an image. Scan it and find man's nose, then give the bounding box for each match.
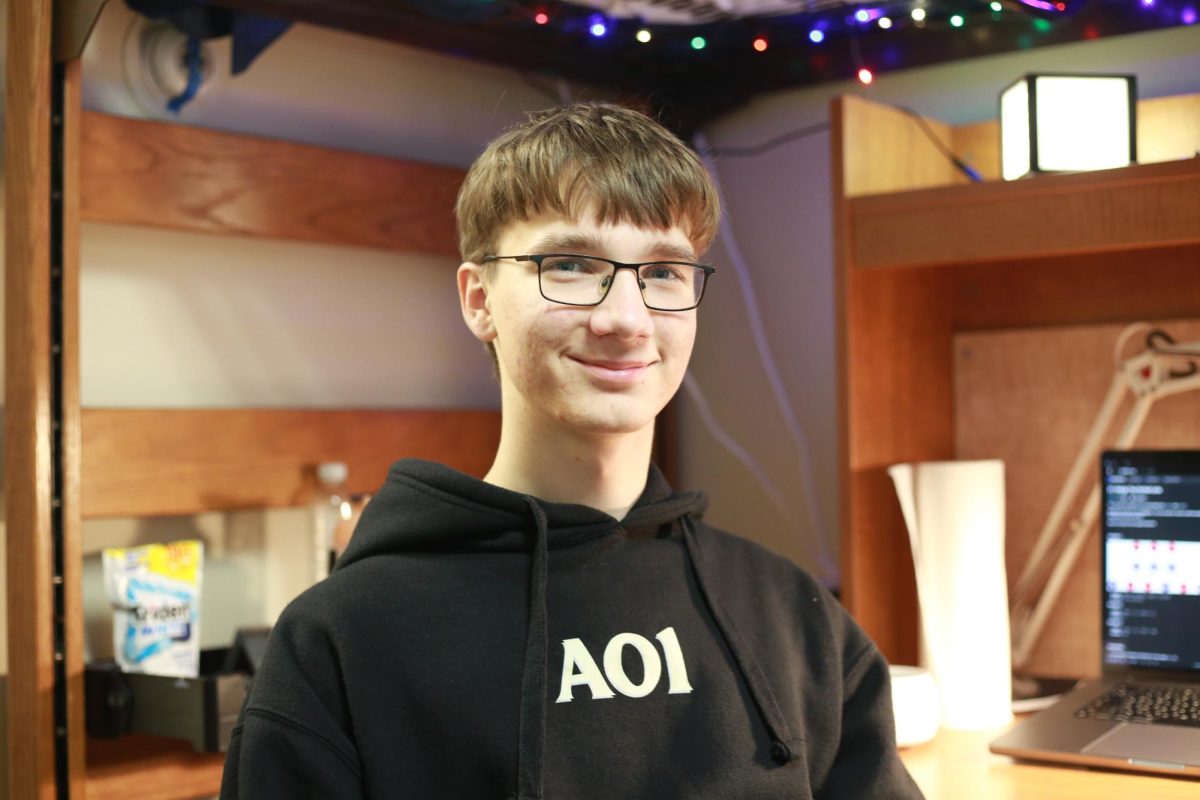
[590,268,652,338]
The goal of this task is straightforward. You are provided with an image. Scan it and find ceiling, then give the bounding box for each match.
[161,0,1197,132]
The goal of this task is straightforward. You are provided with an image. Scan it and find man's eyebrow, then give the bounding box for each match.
[527,232,697,262]
[527,232,605,255]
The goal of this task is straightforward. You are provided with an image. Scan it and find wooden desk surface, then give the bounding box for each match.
[899,724,1200,799]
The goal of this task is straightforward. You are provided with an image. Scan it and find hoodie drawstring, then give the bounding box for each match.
[681,515,802,766]
[515,497,550,800]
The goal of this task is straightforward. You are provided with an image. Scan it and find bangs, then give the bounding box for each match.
[456,104,720,264]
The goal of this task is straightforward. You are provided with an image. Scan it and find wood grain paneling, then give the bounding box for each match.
[838,95,964,199]
[1137,93,1200,165]
[85,735,225,800]
[951,120,1000,182]
[842,265,955,664]
[850,159,1200,270]
[62,56,88,799]
[80,408,501,519]
[948,246,1200,332]
[954,320,1200,678]
[5,1,57,796]
[80,111,465,257]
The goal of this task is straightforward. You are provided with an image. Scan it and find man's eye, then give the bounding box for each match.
[642,265,683,282]
[542,257,604,276]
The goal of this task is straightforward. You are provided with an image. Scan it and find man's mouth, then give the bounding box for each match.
[569,356,654,382]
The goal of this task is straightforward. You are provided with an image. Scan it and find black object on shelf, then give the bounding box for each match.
[84,631,270,753]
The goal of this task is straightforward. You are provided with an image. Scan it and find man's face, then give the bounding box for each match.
[459,208,699,437]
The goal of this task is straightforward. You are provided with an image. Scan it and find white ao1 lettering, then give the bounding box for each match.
[555,626,693,703]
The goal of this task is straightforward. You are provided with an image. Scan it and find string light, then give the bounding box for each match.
[636,28,652,43]
[950,13,965,25]
[809,28,825,43]
[534,11,549,25]
[990,1,1002,9]
[753,36,769,52]
[911,7,927,20]
[855,9,872,22]
[691,35,707,50]
[589,15,607,37]
[858,67,874,84]
[878,15,893,27]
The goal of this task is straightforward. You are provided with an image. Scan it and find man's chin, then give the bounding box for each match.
[564,408,658,437]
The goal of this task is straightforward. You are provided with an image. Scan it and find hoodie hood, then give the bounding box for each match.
[335,458,709,567]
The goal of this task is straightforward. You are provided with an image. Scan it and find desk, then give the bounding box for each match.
[899,725,1200,799]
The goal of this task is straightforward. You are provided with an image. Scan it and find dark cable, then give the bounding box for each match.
[705,121,831,157]
[892,103,984,182]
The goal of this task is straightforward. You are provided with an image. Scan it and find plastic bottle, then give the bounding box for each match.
[311,461,351,583]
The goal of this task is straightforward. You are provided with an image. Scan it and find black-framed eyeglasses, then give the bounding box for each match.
[481,254,715,312]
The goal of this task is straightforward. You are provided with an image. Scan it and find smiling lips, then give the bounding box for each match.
[570,356,654,383]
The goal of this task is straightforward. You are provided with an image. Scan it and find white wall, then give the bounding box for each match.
[683,25,1200,587]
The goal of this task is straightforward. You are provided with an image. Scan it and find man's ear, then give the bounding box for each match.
[457,262,497,343]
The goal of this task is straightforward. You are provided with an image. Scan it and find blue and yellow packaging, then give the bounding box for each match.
[102,539,204,678]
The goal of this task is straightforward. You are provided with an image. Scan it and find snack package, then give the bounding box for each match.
[102,540,204,678]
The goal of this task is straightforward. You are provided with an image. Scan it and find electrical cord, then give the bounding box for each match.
[700,100,982,181]
[892,103,984,182]
[704,121,831,157]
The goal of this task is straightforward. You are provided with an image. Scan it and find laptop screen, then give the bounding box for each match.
[1101,450,1200,671]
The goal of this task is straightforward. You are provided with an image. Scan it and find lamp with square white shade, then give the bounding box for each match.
[1000,73,1137,181]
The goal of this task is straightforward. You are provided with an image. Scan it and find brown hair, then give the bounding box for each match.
[456,102,720,266]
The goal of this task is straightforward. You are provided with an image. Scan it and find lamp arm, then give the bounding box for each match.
[1011,389,1155,667]
[1010,347,1200,670]
[1011,372,1129,607]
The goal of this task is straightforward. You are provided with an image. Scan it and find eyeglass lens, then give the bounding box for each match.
[538,256,703,310]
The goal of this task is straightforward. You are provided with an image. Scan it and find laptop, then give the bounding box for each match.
[990,449,1200,778]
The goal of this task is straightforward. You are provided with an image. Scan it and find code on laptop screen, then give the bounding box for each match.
[1102,451,1200,670]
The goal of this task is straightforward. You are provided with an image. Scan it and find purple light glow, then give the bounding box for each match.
[855,8,872,22]
[1015,0,1057,10]
[1183,5,1198,22]
[1140,0,1154,7]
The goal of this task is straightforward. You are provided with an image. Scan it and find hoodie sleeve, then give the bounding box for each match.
[816,634,925,800]
[220,602,363,799]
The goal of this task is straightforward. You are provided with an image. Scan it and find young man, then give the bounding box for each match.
[220,103,922,799]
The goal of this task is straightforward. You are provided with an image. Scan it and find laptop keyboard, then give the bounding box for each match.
[1075,682,1200,727]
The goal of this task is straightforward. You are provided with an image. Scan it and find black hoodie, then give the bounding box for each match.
[220,459,923,799]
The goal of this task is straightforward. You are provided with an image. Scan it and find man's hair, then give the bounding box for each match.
[456,102,721,374]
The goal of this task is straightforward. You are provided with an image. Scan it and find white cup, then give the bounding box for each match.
[890,665,940,748]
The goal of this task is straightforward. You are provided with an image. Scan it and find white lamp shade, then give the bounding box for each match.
[1000,73,1136,181]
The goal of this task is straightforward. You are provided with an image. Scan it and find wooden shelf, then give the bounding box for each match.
[849,159,1200,270]
[86,735,225,800]
[80,111,465,256]
[80,407,501,518]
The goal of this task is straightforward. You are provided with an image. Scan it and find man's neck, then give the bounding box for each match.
[483,415,654,521]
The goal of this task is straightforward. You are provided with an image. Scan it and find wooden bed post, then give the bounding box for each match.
[6,1,87,796]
